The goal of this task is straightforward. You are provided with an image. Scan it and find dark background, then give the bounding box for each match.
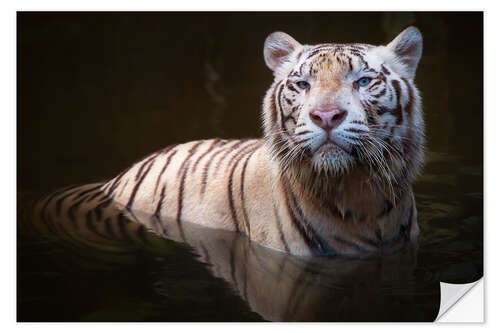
[17,12,483,322]
[17,12,483,195]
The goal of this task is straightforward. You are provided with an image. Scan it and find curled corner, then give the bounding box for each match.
[436,279,484,322]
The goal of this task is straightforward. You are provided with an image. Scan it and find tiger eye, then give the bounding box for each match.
[357,77,371,87]
[297,81,310,89]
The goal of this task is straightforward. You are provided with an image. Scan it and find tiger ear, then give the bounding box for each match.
[264,32,302,72]
[386,26,423,79]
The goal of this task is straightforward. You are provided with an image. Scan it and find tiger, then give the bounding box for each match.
[29,26,425,257]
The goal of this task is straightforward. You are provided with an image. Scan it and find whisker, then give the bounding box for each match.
[295,130,313,136]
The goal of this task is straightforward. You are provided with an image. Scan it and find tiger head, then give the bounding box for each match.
[262,27,425,198]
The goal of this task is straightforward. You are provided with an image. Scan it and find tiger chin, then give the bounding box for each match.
[35,27,425,257]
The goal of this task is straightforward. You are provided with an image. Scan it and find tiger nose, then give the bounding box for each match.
[309,108,347,132]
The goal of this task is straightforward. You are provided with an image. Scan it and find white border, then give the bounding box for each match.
[0,0,489,11]
[4,0,496,331]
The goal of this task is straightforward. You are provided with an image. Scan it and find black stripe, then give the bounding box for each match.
[239,146,260,237]
[269,84,279,126]
[364,104,378,126]
[332,235,371,253]
[283,266,310,320]
[67,193,95,225]
[191,139,222,174]
[400,77,416,152]
[117,213,133,242]
[358,235,382,248]
[377,70,387,83]
[135,153,159,181]
[401,77,415,118]
[40,184,81,221]
[372,87,387,98]
[344,127,367,134]
[375,106,390,116]
[311,44,334,51]
[299,62,307,75]
[200,140,241,195]
[55,187,84,216]
[136,224,152,246]
[392,79,402,105]
[295,50,304,61]
[117,179,129,198]
[151,213,167,236]
[38,185,80,236]
[86,187,105,202]
[125,156,157,211]
[229,237,239,290]
[273,203,290,253]
[305,48,330,60]
[295,130,312,136]
[382,228,406,247]
[351,120,367,126]
[176,141,205,229]
[105,143,172,195]
[359,58,370,71]
[106,162,135,196]
[391,80,404,124]
[176,141,205,178]
[94,197,113,221]
[381,64,391,75]
[282,180,323,255]
[153,145,177,198]
[369,80,382,91]
[347,55,353,71]
[286,82,299,94]
[405,198,415,240]
[199,242,211,264]
[276,84,287,132]
[289,191,332,255]
[242,242,249,301]
[104,217,116,239]
[73,184,102,199]
[155,185,166,218]
[377,200,394,218]
[213,139,249,173]
[85,210,115,241]
[227,142,260,233]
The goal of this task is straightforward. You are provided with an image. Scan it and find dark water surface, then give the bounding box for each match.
[17,12,483,321]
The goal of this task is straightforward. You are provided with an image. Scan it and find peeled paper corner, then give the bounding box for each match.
[435,278,484,322]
